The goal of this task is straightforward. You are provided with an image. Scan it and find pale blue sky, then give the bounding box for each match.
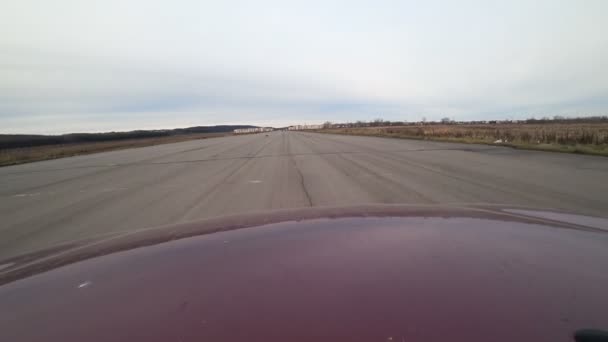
[1,0,607,133]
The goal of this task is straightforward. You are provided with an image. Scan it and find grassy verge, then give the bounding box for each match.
[0,132,229,167]
[318,124,608,157]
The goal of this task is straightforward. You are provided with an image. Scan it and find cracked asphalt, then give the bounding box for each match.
[1,131,608,260]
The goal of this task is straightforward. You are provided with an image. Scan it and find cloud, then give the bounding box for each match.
[1,0,608,133]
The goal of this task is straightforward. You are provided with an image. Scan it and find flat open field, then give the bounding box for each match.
[0,132,228,166]
[320,123,608,156]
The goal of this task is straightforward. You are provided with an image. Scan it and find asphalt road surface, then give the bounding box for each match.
[1,131,607,260]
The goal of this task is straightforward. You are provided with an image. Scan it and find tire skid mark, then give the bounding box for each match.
[310,132,534,203]
[177,135,277,220]
[298,133,435,203]
[1,136,257,195]
[306,132,602,210]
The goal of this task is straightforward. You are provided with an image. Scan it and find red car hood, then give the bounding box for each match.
[0,205,607,342]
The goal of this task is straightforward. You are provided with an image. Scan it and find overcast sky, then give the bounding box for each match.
[2,0,608,134]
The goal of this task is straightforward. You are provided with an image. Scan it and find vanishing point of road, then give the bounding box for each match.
[1,131,607,260]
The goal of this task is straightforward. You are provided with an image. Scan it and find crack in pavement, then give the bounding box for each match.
[287,136,313,207]
[292,157,313,207]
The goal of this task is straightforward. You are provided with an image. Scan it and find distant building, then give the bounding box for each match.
[233,127,274,134]
[287,124,323,131]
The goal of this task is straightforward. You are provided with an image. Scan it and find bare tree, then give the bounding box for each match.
[372,118,385,127]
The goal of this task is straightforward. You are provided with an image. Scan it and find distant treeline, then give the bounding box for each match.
[325,116,608,128]
[0,125,256,149]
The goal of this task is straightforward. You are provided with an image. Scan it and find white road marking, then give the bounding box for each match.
[12,193,40,197]
[77,281,92,289]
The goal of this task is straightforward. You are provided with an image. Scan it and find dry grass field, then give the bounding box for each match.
[320,123,608,156]
[0,132,228,166]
